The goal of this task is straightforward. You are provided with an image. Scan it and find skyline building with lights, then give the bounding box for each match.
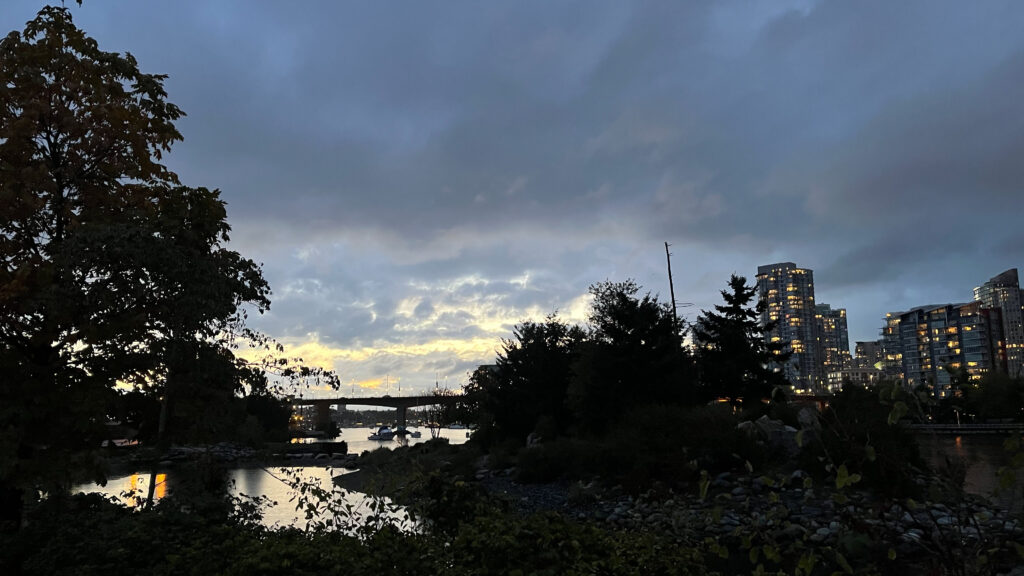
[816,304,851,391]
[974,268,1024,378]
[854,340,884,369]
[756,262,822,392]
[881,301,1005,398]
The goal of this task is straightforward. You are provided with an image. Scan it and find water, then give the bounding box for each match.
[75,466,379,529]
[327,425,469,455]
[73,427,469,529]
[76,429,1022,527]
[917,433,1023,510]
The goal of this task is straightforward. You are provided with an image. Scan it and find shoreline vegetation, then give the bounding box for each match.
[10,423,1024,575]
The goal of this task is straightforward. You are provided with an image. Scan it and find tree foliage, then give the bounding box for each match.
[465,315,584,445]
[465,281,693,444]
[568,280,692,435]
[693,274,788,408]
[0,6,328,506]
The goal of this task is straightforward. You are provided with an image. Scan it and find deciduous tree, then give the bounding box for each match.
[568,280,693,436]
[0,6,327,524]
[464,315,584,444]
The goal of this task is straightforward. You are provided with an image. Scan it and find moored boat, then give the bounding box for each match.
[368,426,395,441]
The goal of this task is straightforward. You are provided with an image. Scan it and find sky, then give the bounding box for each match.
[4,1,1024,397]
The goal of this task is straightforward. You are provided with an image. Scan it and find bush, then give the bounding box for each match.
[515,438,605,483]
[802,385,924,496]
[513,404,765,490]
[606,403,765,488]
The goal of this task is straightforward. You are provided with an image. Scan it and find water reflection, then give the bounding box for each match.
[918,433,1023,511]
[75,466,410,531]
[120,472,166,506]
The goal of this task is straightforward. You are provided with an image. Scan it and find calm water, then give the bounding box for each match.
[74,427,469,529]
[326,425,470,455]
[917,433,1023,510]
[76,429,1022,526]
[76,466,369,529]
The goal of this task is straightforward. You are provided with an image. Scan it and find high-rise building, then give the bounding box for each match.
[880,302,1005,398]
[756,262,821,392]
[854,340,884,370]
[974,269,1024,378]
[816,304,851,391]
[881,312,906,382]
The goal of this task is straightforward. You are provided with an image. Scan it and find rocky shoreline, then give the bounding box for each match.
[474,464,1024,575]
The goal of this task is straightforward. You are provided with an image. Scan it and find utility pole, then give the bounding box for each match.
[665,242,679,328]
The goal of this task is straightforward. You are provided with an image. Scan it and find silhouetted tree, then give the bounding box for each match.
[464,315,584,444]
[568,280,693,436]
[962,373,1024,421]
[0,7,334,525]
[693,274,789,409]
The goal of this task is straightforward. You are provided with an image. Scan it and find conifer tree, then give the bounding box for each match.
[693,274,789,408]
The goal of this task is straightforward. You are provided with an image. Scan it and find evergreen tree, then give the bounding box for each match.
[693,275,789,408]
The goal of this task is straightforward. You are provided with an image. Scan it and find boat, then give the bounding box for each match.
[394,426,422,439]
[368,426,395,441]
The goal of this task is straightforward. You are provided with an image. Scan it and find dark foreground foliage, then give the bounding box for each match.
[0,491,710,576]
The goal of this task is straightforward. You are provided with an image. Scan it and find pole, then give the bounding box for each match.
[665,242,679,329]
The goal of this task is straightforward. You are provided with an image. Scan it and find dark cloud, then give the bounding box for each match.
[5,0,1024,392]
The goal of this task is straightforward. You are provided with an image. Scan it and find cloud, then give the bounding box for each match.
[6,0,1024,392]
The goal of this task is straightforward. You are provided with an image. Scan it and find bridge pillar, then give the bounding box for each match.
[314,401,333,431]
[397,405,407,428]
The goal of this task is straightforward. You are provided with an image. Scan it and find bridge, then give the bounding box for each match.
[289,395,461,430]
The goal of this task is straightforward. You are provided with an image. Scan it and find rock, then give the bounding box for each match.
[647,513,667,525]
[901,528,924,543]
[780,524,805,539]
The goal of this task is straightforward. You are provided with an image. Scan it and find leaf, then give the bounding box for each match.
[888,548,897,560]
[796,429,805,448]
[864,444,876,462]
[835,551,854,574]
[887,401,908,425]
[797,552,817,575]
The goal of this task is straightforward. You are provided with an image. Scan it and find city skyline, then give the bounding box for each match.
[6,1,1024,394]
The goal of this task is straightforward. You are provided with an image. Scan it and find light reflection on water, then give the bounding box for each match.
[74,466,410,531]
[327,426,469,455]
[918,433,1023,510]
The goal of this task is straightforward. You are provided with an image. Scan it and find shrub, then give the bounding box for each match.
[802,385,924,496]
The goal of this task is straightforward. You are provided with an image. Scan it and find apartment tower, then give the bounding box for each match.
[816,304,852,391]
[756,262,822,392]
[974,268,1024,378]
